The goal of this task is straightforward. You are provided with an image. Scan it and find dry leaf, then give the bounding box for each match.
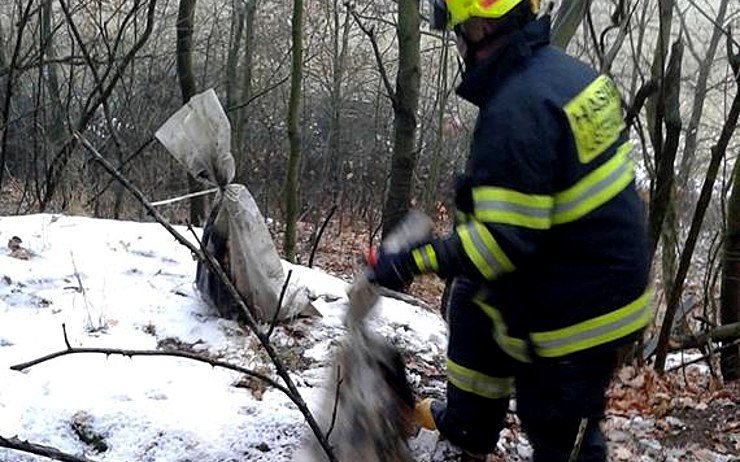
[613,446,632,460]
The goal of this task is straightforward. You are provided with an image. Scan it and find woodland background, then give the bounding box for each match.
[0,0,739,382]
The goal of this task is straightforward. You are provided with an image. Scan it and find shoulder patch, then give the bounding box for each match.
[563,75,625,164]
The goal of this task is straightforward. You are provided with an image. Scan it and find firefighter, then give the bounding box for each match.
[368,0,652,460]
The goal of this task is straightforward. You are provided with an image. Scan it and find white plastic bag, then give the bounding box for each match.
[155,89,314,322]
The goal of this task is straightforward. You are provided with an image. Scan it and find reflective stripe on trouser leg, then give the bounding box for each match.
[434,277,515,455]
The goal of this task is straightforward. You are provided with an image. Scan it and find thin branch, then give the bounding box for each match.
[309,205,337,268]
[601,0,639,73]
[0,0,37,192]
[325,364,343,440]
[10,338,290,396]
[654,49,740,371]
[346,2,397,106]
[40,0,159,210]
[625,79,659,128]
[84,137,155,208]
[267,269,293,339]
[667,339,740,372]
[73,133,337,462]
[62,323,71,349]
[0,435,98,462]
[684,0,740,49]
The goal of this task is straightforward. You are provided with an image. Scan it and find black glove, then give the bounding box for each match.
[368,248,416,292]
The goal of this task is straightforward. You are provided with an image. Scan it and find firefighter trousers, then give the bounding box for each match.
[432,277,618,461]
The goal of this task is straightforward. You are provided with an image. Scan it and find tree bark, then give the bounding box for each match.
[0,0,35,193]
[381,0,421,237]
[722,84,740,379]
[423,36,449,214]
[673,322,740,351]
[655,58,740,372]
[283,0,304,262]
[646,0,677,259]
[551,0,589,50]
[326,1,350,202]
[233,0,256,185]
[177,0,205,225]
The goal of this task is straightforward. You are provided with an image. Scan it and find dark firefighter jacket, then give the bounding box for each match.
[411,17,652,362]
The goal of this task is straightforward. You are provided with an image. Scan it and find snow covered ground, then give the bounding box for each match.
[0,214,448,462]
[1,214,737,462]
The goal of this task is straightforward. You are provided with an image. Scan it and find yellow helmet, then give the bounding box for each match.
[429,0,540,31]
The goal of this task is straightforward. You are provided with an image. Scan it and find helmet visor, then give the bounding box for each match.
[429,0,449,31]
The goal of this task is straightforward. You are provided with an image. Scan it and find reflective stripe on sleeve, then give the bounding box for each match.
[530,288,653,358]
[456,221,515,280]
[474,298,531,363]
[472,187,553,230]
[552,142,634,224]
[411,244,439,273]
[446,358,513,400]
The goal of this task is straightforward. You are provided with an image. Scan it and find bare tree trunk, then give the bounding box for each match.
[0,0,35,192]
[551,0,589,50]
[226,0,246,176]
[283,0,304,262]
[655,59,740,372]
[646,0,678,258]
[676,0,729,189]
[723,158,740,380]
[326,1,350,203]
[177,0,205,225]
[226,0,246,112]
[423,36,449,214]
[233,0,256,185]
[720,50,740,381]
[381,0,421,237]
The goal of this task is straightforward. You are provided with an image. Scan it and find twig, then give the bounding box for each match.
[84,137,155,208]
[0,435,98,462]
[325,364,343,440]
[62,323,71,349]
[625,79,658,128]
[346,2,397,107]
[567,417,588,462]
[667,339,740,372]
[267,269,293,339]
[69,251,96,331]
[74,133,338,462]
[10,332,291,396]
[309,205,337,268]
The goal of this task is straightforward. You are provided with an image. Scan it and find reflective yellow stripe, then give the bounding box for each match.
[474,298,531,363]
[411,244,438,273]
[456,221,514,280]
[552,142,634,224]
[472,187,553,230]
[531,288,654,358]
[446,358,513,399]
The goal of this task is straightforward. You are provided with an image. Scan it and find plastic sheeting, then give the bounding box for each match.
[155,89,313,322]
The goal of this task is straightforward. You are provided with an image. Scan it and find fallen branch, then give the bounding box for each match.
[0,435,98,462]
[670,321,740,350]
[10,326,291,397]
[73,133,338,462]
[668,339,740,372]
